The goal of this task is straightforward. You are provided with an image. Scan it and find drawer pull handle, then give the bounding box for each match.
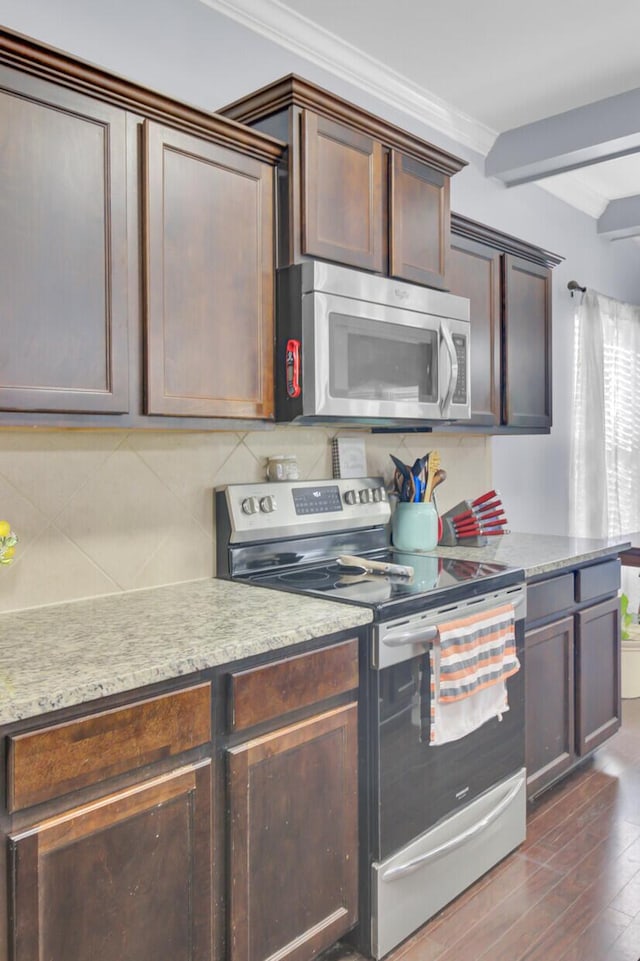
[381,774,525,882]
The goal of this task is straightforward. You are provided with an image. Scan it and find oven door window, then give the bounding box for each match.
[328,311,438,403]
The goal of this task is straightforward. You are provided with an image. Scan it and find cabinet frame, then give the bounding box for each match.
[227,702,358,961]
[9,761,213,961]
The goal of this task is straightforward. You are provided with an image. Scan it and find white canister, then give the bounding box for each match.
[266,454,299,482]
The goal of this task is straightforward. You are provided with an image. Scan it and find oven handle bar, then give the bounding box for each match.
[383,626,438,648]
[380,773,526,882]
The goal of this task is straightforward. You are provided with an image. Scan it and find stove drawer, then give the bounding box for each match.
[371,768,526,959]
[229,637,359,731]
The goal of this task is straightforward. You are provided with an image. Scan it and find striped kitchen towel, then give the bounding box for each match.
[429,603,519,746]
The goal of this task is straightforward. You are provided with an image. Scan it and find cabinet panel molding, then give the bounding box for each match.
[144,120,275,419]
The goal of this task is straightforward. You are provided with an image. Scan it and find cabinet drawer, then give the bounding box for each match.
[527,572,574,625]
[229,638,359,732]
[575,558,621,604]
[7,683,211,813]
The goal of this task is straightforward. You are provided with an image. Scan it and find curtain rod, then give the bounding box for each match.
[567,280,586,296]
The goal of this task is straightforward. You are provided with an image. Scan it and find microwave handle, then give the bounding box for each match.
[439,323,459,417]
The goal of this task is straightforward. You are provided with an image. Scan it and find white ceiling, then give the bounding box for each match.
[203,0,640,234]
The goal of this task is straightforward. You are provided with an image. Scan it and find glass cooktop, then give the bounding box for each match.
[241,550,524,617]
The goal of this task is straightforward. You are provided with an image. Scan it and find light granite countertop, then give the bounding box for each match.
[0,531,630,728]
[432,531,631,578]
[0,579,372,726]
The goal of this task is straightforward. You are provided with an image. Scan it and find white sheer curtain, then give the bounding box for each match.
[570,290,640,538]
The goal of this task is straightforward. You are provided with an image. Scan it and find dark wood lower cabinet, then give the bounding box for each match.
[228,703,358,961]
[525,616,575,798]
[9,761,213,961]
[525,561,622,799]
[575,595,621,754]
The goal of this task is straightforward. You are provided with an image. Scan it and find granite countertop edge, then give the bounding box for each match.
[0,579,372,726]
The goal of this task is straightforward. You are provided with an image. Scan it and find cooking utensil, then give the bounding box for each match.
[409,454,429,503]
[338,555,414,578]
[423,451,442,502]
[471,489,500,508]
[390,455,415,502]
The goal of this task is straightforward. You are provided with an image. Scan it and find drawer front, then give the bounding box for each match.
[527,572,574,625]
[575,558,621,604]
[229,638,359,732]
[7,683,211,813]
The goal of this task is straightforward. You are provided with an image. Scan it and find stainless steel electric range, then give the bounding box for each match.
[216,477,527,959]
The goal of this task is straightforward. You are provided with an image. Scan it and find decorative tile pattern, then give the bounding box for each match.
[0,428,490,612]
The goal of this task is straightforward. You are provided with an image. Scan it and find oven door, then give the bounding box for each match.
[371,586,526,861]
[302,291,470,420]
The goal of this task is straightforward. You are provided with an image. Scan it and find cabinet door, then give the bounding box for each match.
[525,616,575,799]
[228,703,358,961]
[448,235,501,425]
[502,255,552,429]
[9,762,212,961]
[575,595,621,755]
[0,67,129,414]
[389,151,449,289]
[302,111,384,272]
[144,121,274,418]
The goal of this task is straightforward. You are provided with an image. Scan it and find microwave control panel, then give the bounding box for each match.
[452,333,468,405]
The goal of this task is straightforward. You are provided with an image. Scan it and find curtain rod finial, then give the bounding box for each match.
[568,280,587,297]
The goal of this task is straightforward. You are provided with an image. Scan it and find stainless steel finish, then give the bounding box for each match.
[345,489,357,505]
[304,291,471,421]
[260,495,276,513]
[382,774,525,881]
[359,488,374,504]
[218,477,390,544]
[374,583,526,669]
[439,322,458,417]
[371,769,526,960]
[296,261,469,321]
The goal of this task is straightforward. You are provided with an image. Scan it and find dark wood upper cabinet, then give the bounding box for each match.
[221,74,466,287]
[389,150,449,289]
[302,111,384,272]
[503,255,552,429]
[144,121,275,419]
[450,215,562,433]
[0,27,283,429]
[447,234,501,425]
[0,66,129,414]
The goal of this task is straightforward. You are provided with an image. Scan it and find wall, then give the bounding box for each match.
[0,0,638,611]
[0,430,489,613]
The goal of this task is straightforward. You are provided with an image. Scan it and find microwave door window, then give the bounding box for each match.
[329,313,438,403]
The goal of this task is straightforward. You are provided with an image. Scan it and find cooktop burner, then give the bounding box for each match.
[242,550,520,616]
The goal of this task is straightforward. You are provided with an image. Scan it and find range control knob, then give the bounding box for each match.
[372,487,383,502]
[344,489,357,506]
[260,495,277,514]
[359,488,374,504]
[241,496,260,515]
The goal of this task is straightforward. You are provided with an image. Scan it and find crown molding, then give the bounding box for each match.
[198,0,496,155]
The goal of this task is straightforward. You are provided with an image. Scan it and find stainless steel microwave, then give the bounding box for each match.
[275,261,471,426]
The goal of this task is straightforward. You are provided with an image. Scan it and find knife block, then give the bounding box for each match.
[438,500,488,548]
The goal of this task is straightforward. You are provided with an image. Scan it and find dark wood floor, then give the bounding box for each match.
[339,698,640,961]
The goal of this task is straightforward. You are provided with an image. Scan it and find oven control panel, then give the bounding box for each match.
[218,477,390,543]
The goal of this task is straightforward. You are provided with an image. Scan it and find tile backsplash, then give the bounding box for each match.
[0,428,490,613]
